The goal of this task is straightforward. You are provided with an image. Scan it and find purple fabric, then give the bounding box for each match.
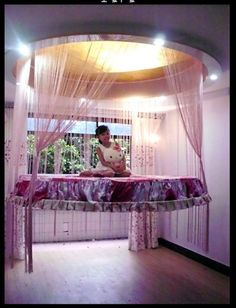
[10,174,210,260]
[14,174,206,203]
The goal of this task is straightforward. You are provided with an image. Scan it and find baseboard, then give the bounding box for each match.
[158,238,230,276]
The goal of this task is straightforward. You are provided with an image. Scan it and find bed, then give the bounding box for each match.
[7,174,211,260]
[13,174,210,209]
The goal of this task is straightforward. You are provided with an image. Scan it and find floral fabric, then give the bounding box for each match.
[8,174,211,258]
[14,174,208,204]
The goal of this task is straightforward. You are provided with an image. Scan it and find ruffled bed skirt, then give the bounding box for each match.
[6,193,211,261]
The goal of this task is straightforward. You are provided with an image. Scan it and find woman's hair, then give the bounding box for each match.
[95,125,110,144]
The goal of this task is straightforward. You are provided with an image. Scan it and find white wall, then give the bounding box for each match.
[157,71,230,266]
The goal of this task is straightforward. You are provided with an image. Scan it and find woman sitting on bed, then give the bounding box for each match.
[80,125,131,177]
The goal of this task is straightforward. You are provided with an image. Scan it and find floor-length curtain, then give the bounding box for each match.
[162,50,209,251]
[5,58,31,268]
[7,39,131,272]
[6,59,30,196]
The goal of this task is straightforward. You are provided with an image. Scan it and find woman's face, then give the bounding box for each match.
[98,130,111,144]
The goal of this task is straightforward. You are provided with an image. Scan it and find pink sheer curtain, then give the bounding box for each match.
[163,53,207,191]
[6,58,31,268]
[8,40,126,272]
[7,58,31,196]
[162,51,209,251]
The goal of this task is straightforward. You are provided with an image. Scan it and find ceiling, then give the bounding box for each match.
[5,4,230,103]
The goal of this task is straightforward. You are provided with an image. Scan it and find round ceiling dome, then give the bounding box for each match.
[12,34,221,99]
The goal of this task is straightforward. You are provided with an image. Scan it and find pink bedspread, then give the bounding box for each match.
[14,174,207,204]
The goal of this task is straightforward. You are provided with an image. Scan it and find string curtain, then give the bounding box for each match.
[161,49,207,191]
[160,49,209,251]
[5,108,14,197]
[7,39,129,272]
[7,59,30,196]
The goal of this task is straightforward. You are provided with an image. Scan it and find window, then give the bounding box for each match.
[27,118,131,174]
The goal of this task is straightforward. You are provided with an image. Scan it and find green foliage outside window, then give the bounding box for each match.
[27,134,104,173]
[27,134,130,174]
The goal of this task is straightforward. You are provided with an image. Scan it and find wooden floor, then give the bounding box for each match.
[5,239,230,304]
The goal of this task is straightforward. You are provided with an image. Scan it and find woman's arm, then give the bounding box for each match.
[121,154,127,170]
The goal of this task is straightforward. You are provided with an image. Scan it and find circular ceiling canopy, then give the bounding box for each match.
[12,34,221,99]
[14,41,194,83]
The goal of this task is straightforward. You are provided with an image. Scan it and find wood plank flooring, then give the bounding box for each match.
[4,239,230,304]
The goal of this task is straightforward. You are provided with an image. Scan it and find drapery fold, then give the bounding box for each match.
[161,49,209,251]
[7,59,30,196]
[162,50,207,191]
[7,40,129,272]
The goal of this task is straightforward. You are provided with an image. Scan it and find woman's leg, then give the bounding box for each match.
[115,170,131,177]
[79,170,93,177]
[97,170,115,177]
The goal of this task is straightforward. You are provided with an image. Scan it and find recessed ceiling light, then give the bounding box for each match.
[18,43,31,56]
[209,74,218,81]
[153,37,165,47]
